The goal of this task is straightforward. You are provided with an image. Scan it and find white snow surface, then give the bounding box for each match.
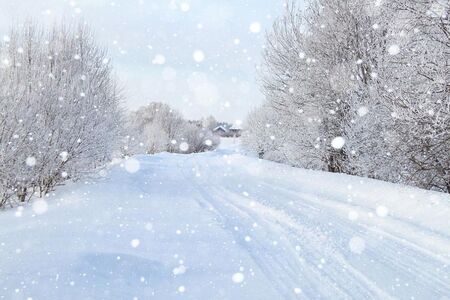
[1,139,450,299]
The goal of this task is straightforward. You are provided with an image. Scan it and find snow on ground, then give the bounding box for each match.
[0,139,450,299]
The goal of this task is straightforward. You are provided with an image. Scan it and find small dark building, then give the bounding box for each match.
[213,124,242,137]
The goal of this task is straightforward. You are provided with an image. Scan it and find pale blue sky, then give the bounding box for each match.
[0,0,286,122]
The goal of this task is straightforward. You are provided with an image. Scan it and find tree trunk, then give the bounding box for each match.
[258,149,265,159]
[17,187,27,203]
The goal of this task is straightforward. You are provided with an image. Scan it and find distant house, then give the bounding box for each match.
[213,124,242,137]
[213,125,229,136]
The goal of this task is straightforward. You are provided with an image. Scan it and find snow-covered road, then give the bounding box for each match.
[1,140,450,299]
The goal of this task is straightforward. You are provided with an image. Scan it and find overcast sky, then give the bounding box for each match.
[0,0,285,123]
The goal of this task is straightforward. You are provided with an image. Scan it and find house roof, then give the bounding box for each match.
[213,125,229,132]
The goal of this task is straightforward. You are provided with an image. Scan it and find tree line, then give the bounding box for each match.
[123,102,219,156]
[243,0,450,193]
[0,22,220,209]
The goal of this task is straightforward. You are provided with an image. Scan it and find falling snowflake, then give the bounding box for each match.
[232,272,245,283]
[26,156,37,167]
[357,106,369,117]
[193,50,205,63]
[130,239,140,248]
[388,45,400,55]
[124,158,140,173]
[179,142,189,152]
[152,54,166,65]
[173,264,187,275]
[376,206,389,217]
[60,151,69,162]
[249,22,261,33]
[331,137,346,150]
[179,2,190,12]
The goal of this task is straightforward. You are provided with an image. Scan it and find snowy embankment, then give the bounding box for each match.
[0,139,449,299]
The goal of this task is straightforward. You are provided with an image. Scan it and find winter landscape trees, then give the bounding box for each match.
[243,0,450,193]
[124,102,219,156]
[0,22,123,208]
[0,21,221,209]
[0,0,447,211]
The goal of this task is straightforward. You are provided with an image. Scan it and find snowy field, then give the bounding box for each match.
[0,139,449,300]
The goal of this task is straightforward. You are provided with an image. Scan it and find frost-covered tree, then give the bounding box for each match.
[129,102,184,154]
[302,0,401,175]
[244,0,450,193]
[242,106,282,160]
[126,102,219,155]
[0,22,122,207]
[202,115,218,131]
[382,0,450,192]
[257,3,328,169]
[182,122,220,154]
[255,1,391,173]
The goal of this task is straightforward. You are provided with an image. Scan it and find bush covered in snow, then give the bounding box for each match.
[0,22,122,208]
[243,0,450,193]
[123,102,219,155]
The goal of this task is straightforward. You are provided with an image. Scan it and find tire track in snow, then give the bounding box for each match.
[211,173,450,299]
[182,152,450,299]
[179,168,302,299]
[205,184,396,300]
[180,161,394,299]
[249,181,450,294]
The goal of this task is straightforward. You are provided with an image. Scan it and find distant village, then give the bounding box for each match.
[212,123,242,138]
[189,117,242,138]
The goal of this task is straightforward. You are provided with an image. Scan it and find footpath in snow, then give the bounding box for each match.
[0,139,449,299]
